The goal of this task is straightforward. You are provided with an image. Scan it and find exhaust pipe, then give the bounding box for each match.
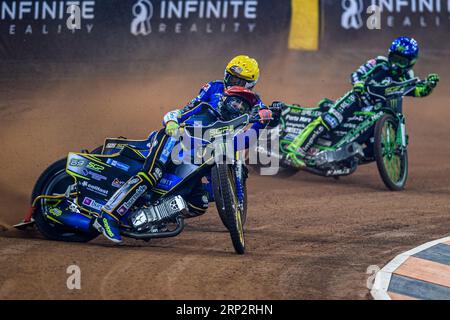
[121,216,185,240]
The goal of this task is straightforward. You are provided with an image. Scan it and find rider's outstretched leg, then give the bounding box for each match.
[287,92,358,167]
[94,129,173,243]
[286,117,330,167]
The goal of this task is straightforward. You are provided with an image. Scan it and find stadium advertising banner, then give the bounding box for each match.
[0,0,291,61]
[2,0,447,61]
[321,0,450,51]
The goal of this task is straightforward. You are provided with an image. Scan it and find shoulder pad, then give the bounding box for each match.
[365,57,387,68]
[209,80,224,88]
[199,82,211,92]
[211,80,224,85]
[201,80,223,92]
[375,56,389,64]
[371,56,390,71]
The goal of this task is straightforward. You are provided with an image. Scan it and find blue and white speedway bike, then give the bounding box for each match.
[15,103,259,254]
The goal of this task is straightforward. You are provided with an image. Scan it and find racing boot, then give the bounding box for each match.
[93,212,122,243]
[94,172,156,243]
[285,153,306,168]
[286,117,329,168]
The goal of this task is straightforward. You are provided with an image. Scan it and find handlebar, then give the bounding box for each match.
[249,115,274,123]
[249,105,282,123]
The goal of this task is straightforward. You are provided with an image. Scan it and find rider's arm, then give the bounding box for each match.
[351,56,389,85]
[162,82,216,126]
[411,83,433,97]
[163,110,182,126]
[404,70,435,98]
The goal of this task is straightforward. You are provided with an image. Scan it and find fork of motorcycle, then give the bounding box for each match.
[235,153,245,208]
[395,113,408,150]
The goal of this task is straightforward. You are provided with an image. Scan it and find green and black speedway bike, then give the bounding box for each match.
[254,78,422,191]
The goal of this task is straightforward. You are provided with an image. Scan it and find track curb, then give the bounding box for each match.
[371,236,450,300]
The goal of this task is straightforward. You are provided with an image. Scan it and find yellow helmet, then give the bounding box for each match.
[224,55,260,89]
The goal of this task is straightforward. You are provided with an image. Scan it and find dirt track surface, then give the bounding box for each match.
[1,54,449,299]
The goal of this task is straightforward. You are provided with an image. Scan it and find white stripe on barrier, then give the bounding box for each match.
[370,236,450,300]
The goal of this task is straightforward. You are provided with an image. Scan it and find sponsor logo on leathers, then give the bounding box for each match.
[103,177,142,212]
[117,185,148,216]
[80,181,108,196]
[82,197,104,211]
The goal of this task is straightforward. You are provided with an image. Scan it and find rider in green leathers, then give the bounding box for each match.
[286,37,440,167]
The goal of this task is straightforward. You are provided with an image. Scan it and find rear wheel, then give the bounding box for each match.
[374,114,408,191]
[211,164,246,254]
[32,159,98,242]
[90,146,103,154]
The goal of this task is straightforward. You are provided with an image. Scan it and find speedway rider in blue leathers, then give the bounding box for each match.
[94,55,275,243]
[286,37,440,167]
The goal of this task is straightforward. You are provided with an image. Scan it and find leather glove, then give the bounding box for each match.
[353,81,365,95]
[426,73,440,88]
[270,101,286,110]
[165,121,180,137]
[258,109,273,124]
[270,101,284,118]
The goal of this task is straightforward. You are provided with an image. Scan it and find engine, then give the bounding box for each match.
[315,142,364,167]
[130,195,188,230]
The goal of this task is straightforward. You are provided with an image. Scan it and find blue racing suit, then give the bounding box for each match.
[103,80,268,220]
[164,80,266,128]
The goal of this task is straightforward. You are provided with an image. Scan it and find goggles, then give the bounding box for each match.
[389,53,413,69]
[224,72,255,89]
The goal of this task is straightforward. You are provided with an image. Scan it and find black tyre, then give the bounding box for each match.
[278,165,300,177]
[211,164,246,254]
[32,158,98,242]
[212,166,247,230]
[241,180,248,226]
[90,146,104,154]
[374,114,408,191]
[211,166,229,229]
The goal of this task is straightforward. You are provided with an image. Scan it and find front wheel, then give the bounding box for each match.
[211,164,246,254]
[374,114,408,191]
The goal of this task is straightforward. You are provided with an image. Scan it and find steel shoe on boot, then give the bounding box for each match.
[93,213,122,243]
[286,153,306,168]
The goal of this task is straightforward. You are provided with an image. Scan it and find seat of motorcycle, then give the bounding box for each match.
[119,145,146,161]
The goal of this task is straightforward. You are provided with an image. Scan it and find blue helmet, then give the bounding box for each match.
[388,37,419,71]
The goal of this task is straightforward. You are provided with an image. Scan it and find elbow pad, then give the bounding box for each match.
[163,110,181,125]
